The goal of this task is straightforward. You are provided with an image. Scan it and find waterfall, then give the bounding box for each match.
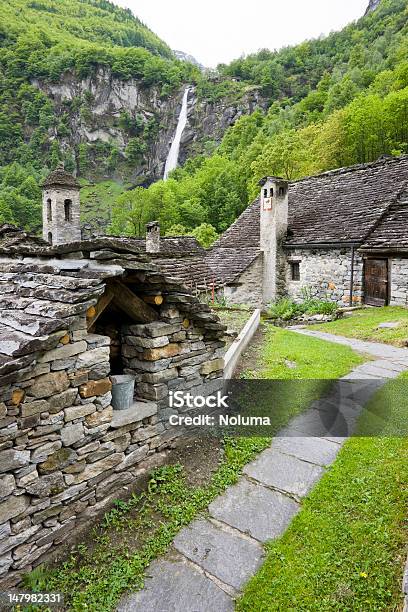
[163,86,190,179]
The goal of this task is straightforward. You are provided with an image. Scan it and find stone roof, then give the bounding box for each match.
[360,191,408,251]
[205,155,408,285]
[154,255,214,290]
[98,235,211,287]
[0,224,48,252]
[147,236,206,256]
[211,198,260,250]
[0,238,225,387]
[205,199,261,284]
[286,156,408,245]
[42,166,80,189]
[206,247,260,285]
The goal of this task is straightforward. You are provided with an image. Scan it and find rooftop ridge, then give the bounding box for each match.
[292,154,408,185]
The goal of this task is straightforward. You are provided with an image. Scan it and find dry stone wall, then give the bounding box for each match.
[389,258,408,306]
[285,248,364,305]
[0,305,224,588]
[223,257,263,307]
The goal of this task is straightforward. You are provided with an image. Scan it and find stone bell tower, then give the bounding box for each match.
[42,163,81,245]
[259,176,289,304]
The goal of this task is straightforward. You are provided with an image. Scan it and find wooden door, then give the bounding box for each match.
[364,259,388,306]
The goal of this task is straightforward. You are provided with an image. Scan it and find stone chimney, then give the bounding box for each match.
[259,176,289,304]
[146,221,160,253]
[42,163,81,245]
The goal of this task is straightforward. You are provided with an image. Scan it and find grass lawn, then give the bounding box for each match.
[80,179,126,229]
[237,376,408,612]
[216,308,253,336]
[244,325,364,379]
[310,306,408,347]
[28,327,364,610]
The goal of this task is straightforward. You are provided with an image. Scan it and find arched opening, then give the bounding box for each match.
[47,199,52,221]
[48,232,53,245]
[64,199,72,222]
[279,186,285,197]
[269,187,274,197]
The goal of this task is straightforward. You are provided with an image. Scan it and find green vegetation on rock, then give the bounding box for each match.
[1,0,407,240]
[0,0,199,231]
[80,179,127,232]
[111,0,408,237]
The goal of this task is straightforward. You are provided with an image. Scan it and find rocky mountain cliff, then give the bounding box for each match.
[33,70,269,186]
[173,50,206,71]
[365,0,382,14]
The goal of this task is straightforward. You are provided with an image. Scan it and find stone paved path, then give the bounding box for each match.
[117,332,408,612]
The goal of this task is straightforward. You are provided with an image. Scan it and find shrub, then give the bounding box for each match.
[267,296,338,320]
[267,298,301,320]
[306,299,338,315]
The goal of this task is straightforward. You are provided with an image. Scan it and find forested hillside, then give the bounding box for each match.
[0,0,407,242]
[0,0,199,230]
[110,0,408,242]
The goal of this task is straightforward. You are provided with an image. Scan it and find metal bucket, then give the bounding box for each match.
[110,374,135,410]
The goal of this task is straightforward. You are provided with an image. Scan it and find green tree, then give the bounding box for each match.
[191,223,219,247]
[251,130,309,181]
[125,137,147,164]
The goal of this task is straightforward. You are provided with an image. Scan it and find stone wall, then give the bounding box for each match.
[223,256,263,307]
[389,257,408,306]
[285,248,364,305]
[0,306,224,587]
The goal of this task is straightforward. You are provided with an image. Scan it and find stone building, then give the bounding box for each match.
[42,164,82,246]
[0,174,225,585]
[205,155,408,308]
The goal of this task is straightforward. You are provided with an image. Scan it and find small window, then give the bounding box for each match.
[290,262,300,281]
[47,198,52,221]
[64,199,72,222]
[263,188,268,198]
[279,186,285,197]
[48,232,53,245]
[270,187,274,197]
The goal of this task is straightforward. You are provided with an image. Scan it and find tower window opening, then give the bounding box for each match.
[279,187,285,197]
[64,199,72,222]
[270,187,274,197]
[48,232,53,245]
[263,189,268,198]
[47,199,52,221]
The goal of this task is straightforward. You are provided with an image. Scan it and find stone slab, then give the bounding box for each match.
[173,519,263,590]
[377,322,399,329]
[341,370,381,381]
[351,363,399,379]
[208,478,299,543]
[117,558,233,612]
[272,436,340,467]
[244,449,324,497]
[110,401,157,428]
[403,554,408,595]
[281,407,359,439]
[338,380,386,406]
[368,360,407,373]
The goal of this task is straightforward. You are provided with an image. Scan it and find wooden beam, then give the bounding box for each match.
[87,287,114,329]
[111,281,159,323]
[143,294,163,306]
